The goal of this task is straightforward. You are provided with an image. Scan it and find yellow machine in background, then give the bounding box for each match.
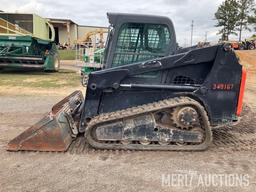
[76,29,108,48]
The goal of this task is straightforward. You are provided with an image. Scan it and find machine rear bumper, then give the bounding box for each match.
[7,91,84,152]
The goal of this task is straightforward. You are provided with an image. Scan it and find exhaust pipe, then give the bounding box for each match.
[7,91,84,152]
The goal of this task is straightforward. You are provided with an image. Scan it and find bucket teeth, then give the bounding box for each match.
[7,90,84,152]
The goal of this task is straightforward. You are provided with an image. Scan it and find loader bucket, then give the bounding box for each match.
[7,91,84,152]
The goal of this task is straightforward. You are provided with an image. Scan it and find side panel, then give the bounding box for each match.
[98,90,176,114]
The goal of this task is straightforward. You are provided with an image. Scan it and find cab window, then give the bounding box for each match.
[112,23,171,67]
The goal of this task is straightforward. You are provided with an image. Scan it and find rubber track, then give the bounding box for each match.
[85,97,212,151]
[67,104,256,153]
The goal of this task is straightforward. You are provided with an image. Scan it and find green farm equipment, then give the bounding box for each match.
[80,48,104,86]
[0,13,59,71]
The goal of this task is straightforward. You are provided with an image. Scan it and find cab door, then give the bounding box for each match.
[108,22,172,84]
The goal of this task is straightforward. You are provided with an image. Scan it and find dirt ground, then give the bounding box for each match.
[1,52,256,192]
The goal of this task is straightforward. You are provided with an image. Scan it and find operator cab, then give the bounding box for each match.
[104,13,177,69]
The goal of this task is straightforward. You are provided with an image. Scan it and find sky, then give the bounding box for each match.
[1,0,255,46]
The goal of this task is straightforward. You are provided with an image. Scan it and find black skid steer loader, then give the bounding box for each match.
[7,13,247,152]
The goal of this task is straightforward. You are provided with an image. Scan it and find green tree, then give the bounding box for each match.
[248,9,256,31]
[215,0,239,41]
[236,0,255,41]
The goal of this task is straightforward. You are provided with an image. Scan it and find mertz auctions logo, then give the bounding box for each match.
[161,172,250,189]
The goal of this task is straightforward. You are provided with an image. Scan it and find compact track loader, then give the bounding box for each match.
[7,13,246,152]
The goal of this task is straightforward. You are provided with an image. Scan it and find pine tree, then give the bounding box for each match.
[215,0,239,41]
[236,0,255,41]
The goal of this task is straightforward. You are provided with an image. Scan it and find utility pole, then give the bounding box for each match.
[190,20,194,46]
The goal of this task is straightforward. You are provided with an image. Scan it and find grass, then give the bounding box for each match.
[0,69,81,89]
[58,50,76,60]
